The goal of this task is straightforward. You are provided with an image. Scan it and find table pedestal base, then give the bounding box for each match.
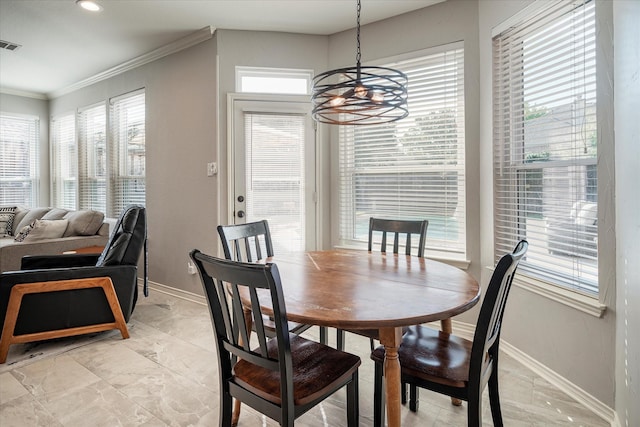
[379,327,403,427]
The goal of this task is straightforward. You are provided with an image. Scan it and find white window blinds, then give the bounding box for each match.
[0,113,39,206]
[338,45,466,255]
[244,111,306,252]
[78,103,107,214]
[492,0,598,293]
[110,90,145,217]
[51,114,77,209]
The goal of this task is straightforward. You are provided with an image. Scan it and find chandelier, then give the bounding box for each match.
[311,0,408,125]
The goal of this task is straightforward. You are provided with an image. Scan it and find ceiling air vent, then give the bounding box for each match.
[0,40,22,51]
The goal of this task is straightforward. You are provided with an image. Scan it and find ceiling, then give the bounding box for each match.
[0,0,442,98]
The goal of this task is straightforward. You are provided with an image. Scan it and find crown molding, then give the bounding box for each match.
[0,87,48,100]
[48,26,215,99]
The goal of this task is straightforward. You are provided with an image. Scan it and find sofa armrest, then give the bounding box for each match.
[20,254,100,270]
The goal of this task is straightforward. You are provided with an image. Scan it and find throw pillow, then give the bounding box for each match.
[12,206,29,235]
[63,210,105,236]
[14,221,35,242]
[14,207,51,236]
[41,208,69,220]
[0,206,16,237]
[22,219,69,241]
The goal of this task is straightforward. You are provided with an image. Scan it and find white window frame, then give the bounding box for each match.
[109,89,146,217]
[236,66,313,95]
[336,43,467,259]
[0,112,40,206]
[492,0,608,314]
[77,102,107,214]
[71,89,146,218]
[50,112,77,210]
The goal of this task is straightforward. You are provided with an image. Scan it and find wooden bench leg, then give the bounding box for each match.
[0,277,129,364]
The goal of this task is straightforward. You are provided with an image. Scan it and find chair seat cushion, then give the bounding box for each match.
[370,325,472,387]
[234,334,361,406]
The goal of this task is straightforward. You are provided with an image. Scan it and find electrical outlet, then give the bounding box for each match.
[187,261,197,275]
[207,162,218,176]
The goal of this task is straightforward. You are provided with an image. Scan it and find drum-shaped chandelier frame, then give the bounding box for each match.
[311,0,409,125]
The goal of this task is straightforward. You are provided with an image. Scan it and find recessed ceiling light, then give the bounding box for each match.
[76,0,103,12]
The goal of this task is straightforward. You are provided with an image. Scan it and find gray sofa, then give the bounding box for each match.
[0,206,111,273]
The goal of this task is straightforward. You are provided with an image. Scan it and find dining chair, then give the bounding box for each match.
[370,239,528,427]
[337,217,429,352]
[189,250,361,427]
[217,220,329,425]
[216,220,318,341]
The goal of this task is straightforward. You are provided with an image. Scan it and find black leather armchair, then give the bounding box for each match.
[0,205,147,363]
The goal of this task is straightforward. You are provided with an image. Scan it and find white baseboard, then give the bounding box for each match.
[137,279,207,306]
[449,320,616,426]
[612,411,623,427]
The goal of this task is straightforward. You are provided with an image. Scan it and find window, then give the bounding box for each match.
[68,90,145,218]
[51,113,77,209]
[236,67,312,95]
[243,111,306,252]
[110,90,145,215]
[0,113,39,206]
[78,103,107,214]
[492,1,598,293]
[338,44,466,256]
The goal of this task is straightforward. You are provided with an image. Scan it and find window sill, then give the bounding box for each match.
[426,254,471,270]
[510,273,607,318]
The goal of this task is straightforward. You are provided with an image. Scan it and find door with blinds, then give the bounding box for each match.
[229,94,316,253]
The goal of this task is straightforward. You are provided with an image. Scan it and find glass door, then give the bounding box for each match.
[229,94,317,252]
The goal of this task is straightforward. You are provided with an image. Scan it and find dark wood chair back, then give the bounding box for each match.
[469,239,528,390]
[368,217,428,257]
[217,219,313,335]
[217,220,273,262]
[339,217,428,351]
[189,250,361,426]
[370,239,528,427]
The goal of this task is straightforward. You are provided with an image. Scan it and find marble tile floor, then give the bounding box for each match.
[0,290,609,427]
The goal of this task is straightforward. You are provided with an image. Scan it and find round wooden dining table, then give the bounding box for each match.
[251,249,480,427]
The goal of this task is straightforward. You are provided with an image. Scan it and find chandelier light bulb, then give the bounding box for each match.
[330,96,346,107]
[370,91,384,103]
[354,85,368,98]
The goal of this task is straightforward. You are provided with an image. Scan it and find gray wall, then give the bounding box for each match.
[614,1,640,425]
[0,93,50,205]
[48,38,219,296]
